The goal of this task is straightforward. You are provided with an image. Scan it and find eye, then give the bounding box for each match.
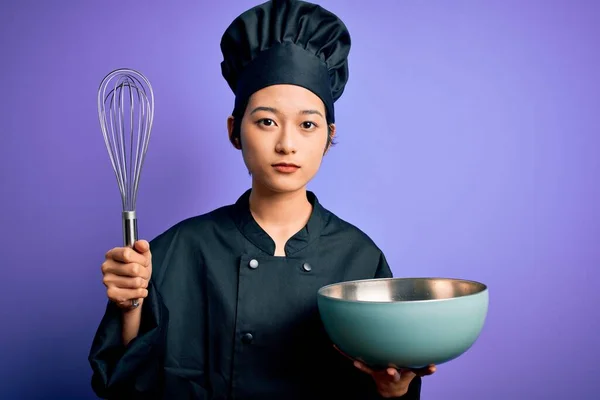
[257,118,276,127]
[301,121,317,130]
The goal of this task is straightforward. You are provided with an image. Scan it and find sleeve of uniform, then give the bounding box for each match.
[88,228,177,399]
[371,251,423,400]
[374,251,394,279]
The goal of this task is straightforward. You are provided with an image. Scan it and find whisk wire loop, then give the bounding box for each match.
[99,70,154,212]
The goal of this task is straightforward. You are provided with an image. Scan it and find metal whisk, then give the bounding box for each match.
[97,68,155,308]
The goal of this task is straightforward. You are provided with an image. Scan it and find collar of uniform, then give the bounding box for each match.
[231,189,324,256]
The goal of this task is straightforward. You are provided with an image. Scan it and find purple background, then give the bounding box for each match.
[1,0,598,398]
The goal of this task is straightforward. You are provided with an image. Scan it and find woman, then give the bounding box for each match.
[89,1,436,398]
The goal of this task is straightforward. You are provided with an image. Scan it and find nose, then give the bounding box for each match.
[275,126,296,154]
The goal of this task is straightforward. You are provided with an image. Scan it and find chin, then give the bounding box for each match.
[255,175,310,194]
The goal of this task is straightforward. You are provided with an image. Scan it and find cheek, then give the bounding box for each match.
[240,133,268,168]
[302,142,326,172]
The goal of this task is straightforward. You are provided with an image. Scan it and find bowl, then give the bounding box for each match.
[317,277,488,369]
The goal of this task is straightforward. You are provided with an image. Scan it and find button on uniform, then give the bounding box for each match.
[302,262,312,272]
[241,332,254,344]
[249,259,259,269]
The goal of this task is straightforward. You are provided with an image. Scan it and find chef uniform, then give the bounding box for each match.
[88,1,422,399]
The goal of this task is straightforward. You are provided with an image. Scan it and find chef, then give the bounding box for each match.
[89,1,436,398]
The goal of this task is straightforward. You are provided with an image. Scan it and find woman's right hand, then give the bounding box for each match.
[102,240,153,310]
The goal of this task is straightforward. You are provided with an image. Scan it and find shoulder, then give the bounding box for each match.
[170,204,235,233]
[150,203,235,247]
[319,202,382,253]
[146,203,238,283]
[318,202,393,278]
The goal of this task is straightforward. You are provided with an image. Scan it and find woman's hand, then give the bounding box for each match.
[334,345,436,398]
[354,360,436,398]
[102,240,152,310]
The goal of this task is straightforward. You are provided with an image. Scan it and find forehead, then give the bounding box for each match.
[247,84,325,113]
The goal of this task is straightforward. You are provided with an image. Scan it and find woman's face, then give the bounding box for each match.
[230,84,334,194]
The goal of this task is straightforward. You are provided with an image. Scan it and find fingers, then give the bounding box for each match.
[355,363,403,382]
[353,361,374,375]
[408,364,436,377]
[419,364,437,376]
[102,261,151,279]
[356,362,436,399]
[106,286,149,307]
[333,344,433,383]
[134,240,151,258]
[103,264,150,307]
[103,274,149,289]
[333,345,374,375]
[355,362,432,382]
[105,245,151,267]
[333,345,356,363]
[332,344,374,376]
[386,368,401,382]
[101,242,153,308]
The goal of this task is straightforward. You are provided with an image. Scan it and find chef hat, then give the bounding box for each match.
[220,0,351,124]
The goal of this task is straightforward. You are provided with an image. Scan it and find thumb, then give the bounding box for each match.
[134,240,151,255]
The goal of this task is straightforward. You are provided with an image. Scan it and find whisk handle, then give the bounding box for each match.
[123,211,138,248]
[123,211,140,308]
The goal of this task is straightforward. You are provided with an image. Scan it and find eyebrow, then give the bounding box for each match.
[300,109,324,118]
[250,106,324,119]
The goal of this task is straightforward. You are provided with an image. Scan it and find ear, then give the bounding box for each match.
[324,123,336,155]
[227,115,242,150]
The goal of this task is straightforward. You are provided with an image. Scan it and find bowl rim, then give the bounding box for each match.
[317,277,488,304]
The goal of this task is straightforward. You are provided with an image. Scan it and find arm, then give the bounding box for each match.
[88,229,177,399]
[88,279,169,399]
[122,303,142,347]
[374,251,394,279]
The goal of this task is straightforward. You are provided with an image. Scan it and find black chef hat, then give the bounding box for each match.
[220,0,351,124]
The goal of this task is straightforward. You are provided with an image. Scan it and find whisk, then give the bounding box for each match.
[97,68,155,308]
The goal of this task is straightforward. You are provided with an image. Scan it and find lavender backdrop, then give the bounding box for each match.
[1,0,598,398]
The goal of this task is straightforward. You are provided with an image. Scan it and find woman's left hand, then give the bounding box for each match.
[353,360,436,398]
[334,345,436,398]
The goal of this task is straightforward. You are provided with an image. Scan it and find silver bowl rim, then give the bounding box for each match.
[317,277,488,304]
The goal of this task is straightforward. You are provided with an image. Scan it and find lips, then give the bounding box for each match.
[272,162,300,173]
[272,162,300,168]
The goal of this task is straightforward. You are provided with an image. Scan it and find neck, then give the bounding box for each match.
[248,184,312,229]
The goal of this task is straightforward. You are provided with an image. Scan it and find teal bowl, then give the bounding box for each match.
[317,277,489,369]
